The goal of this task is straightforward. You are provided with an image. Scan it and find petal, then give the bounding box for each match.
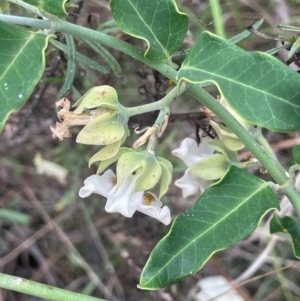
[175,168,204,198]
[105,177,141,217]
[137,203,172,225]
[172,137,214,167]
[79,169,115,198]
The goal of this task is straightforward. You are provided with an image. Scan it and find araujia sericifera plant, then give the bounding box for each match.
[1,0,300,299]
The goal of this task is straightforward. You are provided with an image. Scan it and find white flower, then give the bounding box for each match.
[172,137,214,198]
[79,169,171,225]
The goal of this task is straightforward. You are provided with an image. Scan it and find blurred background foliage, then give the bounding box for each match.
[1,0,300,300]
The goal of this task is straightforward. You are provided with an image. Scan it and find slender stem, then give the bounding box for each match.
[256,130,278,162]
[0,14,50,29]
[1,14,300,215]
[146,110,167,153]
[209,0,226,38]
[127,86,185,117]
[0,273,107,301]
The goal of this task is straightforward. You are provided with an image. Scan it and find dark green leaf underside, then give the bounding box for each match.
[0,22,49,132]
[270,213,300,258]
[178,31,300,131]
[140,166,279,289]
[23,0,67,17]
[110,0,188,62]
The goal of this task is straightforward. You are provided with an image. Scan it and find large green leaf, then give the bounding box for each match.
[178,31,300,131]
[270,213,300,258]
[23,0,67,17]
[110,0,188,62]
[139,166,279,289]
[0,22,50,133]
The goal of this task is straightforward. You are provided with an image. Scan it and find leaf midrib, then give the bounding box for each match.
[181,66,300,110]
[126,0,169,58]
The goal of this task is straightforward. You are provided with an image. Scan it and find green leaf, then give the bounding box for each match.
[270,213,300,258]
[288,36,300,59]
[139,166,279,289]
[0,208,31,225]
[57,34,76,99]
[23,0,67,17]
[292,145,300,164]
[178,31,300,131]
[0,21,50,133]
[110,0,188,62]
[50,39,108,74]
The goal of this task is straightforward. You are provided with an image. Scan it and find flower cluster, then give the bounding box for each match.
[79,169,171,225]
[51,85,246,225]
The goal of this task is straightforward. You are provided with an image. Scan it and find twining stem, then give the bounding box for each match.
[0,273,107,301]
[255,130,278,162]
[1,14,300,215]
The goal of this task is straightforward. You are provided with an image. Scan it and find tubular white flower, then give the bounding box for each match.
[79,169,171,225]
[172,137,214,198]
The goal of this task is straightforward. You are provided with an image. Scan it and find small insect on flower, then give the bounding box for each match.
[143,191,157,205]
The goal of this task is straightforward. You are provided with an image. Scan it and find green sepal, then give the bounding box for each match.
[96,148,133,174]
[209,138,237,161]
[210,120,244,151]
[116,151,162,192]
[90,140,122,162]
[0,0,9,12]
[190,153,229,180]
[73,85,121,113]
[76,112,127,145]
[135,155,162,192]
[270,213,300,258]
[292,145,300,164]
[156,157,173,200]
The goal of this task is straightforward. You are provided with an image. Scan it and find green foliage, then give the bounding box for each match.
[57,34,76,99]
[270,213,300,258]
[288,36,300,59]
[140,166,279,289]
[110,0,188,61]
[0,21,50,133]
[292,145,300,164]
[178,31,300,131]
[2,0,300,298]
[23,0,67,17]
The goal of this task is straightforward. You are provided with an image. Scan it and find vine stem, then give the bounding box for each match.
[0,273,107,301]
[1,14,300,215]
[127,85,186,116]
